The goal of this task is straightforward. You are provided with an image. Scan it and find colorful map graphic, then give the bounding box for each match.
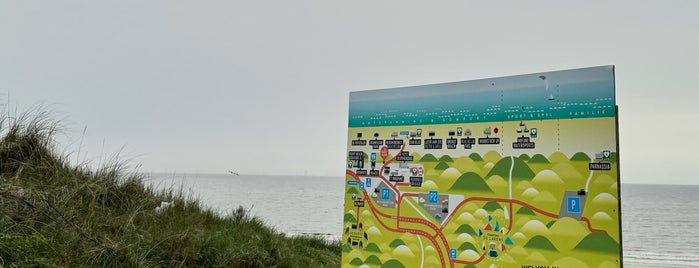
[342,66,621,268]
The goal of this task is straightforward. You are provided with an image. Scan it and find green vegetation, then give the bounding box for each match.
[350,257,363,266]
[515,207,536,215]
[344,213,357,223]
[528,154,550,164]
[365,242,382,253]
[346,186,360,195]
[486,157,535,181]
[574,232,620,254]
[468,153,483,162]
[454,224,476,235]
[524,235,558,251]
[419,153,438,162]
[364,255,382,265]
[381,259,405,268]
[434,161,450,170]
[449,172,492,193]
[570,152,591,162]
[457,242,477,252]
[482,201,502,212]
[438,155,454,162]
[388,239,405,248]
[0,111,340,267]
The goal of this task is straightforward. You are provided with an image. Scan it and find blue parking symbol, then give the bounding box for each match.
[359,182,364,191]
[567,197,581,213]
[429,190,438,203]
[366,178,371,187]
[370,153,377,161]
[381,188,390,200]
[450,248,457,259]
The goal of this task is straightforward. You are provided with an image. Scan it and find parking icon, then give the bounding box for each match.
[559,190,587,220]
[429,190,438,203]
[567,197,581,213]
[381,188,390,200]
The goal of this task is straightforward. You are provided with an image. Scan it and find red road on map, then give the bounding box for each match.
[345,138,608,267]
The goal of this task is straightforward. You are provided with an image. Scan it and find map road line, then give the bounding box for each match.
[509,156,514,200]
[416,234,424,268]
[403,194,431,222]
[347,169,452,268]
[585,160,595,192]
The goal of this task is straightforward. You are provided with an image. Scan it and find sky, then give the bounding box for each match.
[1,1,697,185]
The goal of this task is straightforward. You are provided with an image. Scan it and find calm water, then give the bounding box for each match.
[144,174,699,267]
[145,174,345,236]
[621,184,699,267]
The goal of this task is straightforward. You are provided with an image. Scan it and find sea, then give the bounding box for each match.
[144,174,699,268]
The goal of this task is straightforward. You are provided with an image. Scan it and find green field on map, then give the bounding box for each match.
[342,66,621,268]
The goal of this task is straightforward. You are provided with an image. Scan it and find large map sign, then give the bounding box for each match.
[342,66,621,268]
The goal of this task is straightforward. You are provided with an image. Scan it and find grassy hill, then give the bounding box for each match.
[0,111,340,267]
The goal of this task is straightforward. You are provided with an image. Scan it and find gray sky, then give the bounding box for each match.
[1,1,697,184]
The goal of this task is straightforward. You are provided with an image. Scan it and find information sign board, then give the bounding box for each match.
[342,66,621,267]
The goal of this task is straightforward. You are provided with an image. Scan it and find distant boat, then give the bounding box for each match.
[228,170,240,176]
[548,93,555,100]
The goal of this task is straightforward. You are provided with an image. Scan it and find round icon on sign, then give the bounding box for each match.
[380,146,389,160]
[531,128,537,135]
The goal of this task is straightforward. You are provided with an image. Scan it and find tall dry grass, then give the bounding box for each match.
[0,109,340,267]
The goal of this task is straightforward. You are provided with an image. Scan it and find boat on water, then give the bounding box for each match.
[228,170,240,176]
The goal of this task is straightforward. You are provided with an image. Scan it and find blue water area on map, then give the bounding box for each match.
[349,68,616,127]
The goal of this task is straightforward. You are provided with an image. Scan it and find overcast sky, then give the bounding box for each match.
[1,1,697,185]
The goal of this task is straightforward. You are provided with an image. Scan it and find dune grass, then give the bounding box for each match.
[0,110,340,267]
